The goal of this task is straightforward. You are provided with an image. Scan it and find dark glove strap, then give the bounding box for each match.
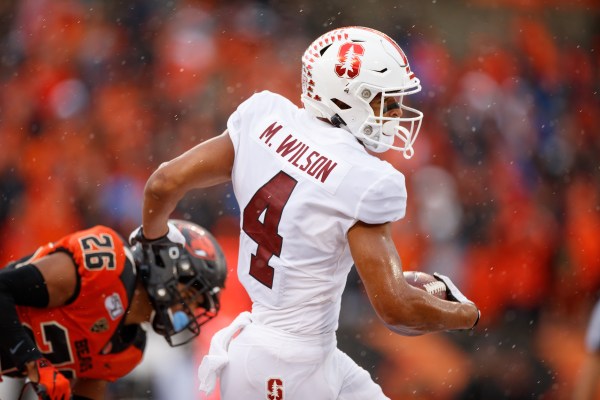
[135,226,170,245]
[471,308,481,329]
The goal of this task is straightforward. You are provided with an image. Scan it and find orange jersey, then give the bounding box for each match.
[2,226,145,381]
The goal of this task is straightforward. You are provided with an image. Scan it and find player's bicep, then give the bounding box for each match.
[33,252,78,307]
[151,131,234,194]
[349,221,441,335]
[348,221,410,314]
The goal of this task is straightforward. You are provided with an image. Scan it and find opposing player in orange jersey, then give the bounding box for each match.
[0,220,226,400]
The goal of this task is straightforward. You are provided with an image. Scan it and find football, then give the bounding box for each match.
[403,271,447,300]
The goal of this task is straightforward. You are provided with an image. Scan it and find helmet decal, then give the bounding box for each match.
[182,226,216,260]
[335,43,364,79]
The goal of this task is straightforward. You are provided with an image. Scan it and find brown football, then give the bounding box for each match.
[403,271,447,300]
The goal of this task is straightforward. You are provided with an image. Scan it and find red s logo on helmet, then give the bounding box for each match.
[335,43,364,79]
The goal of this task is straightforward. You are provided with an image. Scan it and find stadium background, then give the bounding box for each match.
[0,0,598,398]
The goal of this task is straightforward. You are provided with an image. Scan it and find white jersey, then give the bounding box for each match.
[586,299,600,352]
[227,91,407,336]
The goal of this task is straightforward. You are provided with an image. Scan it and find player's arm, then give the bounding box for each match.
[72,378,107,400]
[573,352,600,400]
[0,252,76,397]
[141,131,235,239]
[348,221,478,335]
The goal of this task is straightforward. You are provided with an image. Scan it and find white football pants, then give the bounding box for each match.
[200,312,389,400]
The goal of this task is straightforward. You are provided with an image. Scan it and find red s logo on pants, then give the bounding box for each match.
[267,378,283,400]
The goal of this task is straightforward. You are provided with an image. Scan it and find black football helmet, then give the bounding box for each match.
[131,220,227,346]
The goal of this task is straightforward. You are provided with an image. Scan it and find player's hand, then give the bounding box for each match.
[433,272,480,328]
[129,222,185,247]
[32,358,71,400]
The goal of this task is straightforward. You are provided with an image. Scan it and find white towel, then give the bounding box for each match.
[198,311,252,394]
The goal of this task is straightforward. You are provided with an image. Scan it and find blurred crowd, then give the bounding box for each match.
[0,0,599,399]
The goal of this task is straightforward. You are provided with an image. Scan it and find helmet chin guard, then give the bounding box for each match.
[301,26,423,158]
[357,97,423,157]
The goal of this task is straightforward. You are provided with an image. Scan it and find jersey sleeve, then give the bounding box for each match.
[354,171,407,224]
[226,102,243,152]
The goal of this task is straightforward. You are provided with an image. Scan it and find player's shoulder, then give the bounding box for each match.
[63,225,126,248]
[228,91,302,147]
[246,90,293,105]
[356,159,405,198]
[239,90,299,114]
[348,148,405,184]
[79,225,123,238]
[56,225,130,274]
[348,158,407,224]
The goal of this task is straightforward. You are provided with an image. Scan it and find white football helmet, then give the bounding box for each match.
[301,26,423,158]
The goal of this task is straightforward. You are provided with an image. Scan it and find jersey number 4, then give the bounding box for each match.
[242,171,297,288]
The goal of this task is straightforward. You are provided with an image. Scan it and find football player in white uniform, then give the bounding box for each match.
[136,26,480,399]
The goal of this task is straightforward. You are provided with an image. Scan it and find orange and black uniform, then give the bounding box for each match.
[0,226,145,381]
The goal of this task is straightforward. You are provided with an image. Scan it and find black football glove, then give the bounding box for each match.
[129,222,185,248]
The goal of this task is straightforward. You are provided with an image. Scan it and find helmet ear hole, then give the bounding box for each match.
[331,98,351,110]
